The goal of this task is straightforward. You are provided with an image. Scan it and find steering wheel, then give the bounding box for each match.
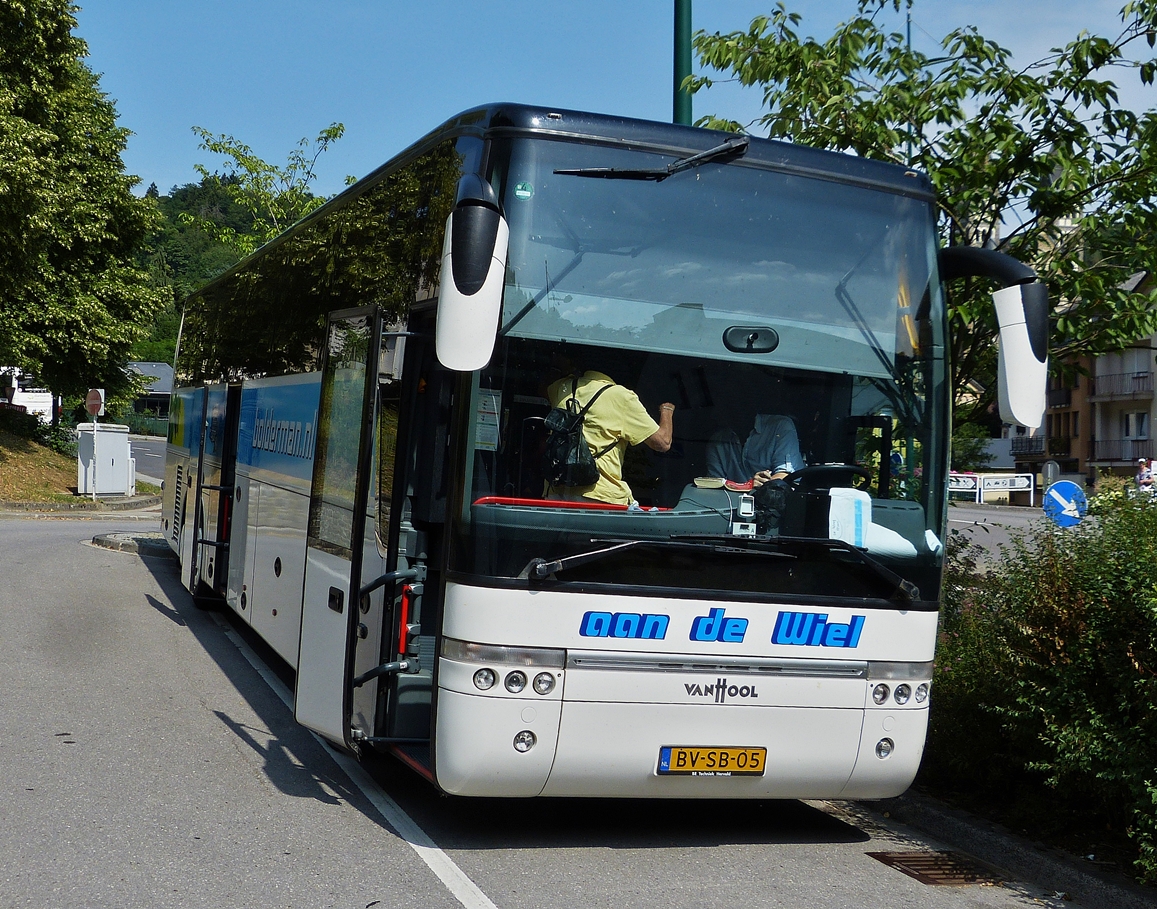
[783,464,872,492]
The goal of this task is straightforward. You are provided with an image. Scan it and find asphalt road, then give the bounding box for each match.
[128,435,165,486]
[946,502,1050,565]
[0,516,1095,909]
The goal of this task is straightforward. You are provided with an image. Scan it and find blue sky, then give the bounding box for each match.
[74,1,1153,198]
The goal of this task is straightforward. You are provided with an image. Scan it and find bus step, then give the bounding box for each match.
[364,737,430,745]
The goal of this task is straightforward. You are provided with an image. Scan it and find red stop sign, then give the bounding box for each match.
[85,389,103,416]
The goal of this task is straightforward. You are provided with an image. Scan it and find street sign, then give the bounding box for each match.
[981,474,1032,491]
[949,472,1036,504]
[85,388,104,417]
[1043,480,1087,528]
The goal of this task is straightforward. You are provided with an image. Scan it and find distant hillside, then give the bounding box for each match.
[132,177,257,365]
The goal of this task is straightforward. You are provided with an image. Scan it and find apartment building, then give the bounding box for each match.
[1009,355,1093,481]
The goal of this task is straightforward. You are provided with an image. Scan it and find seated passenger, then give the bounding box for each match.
[545,367,674,506]
[707,414,803,487]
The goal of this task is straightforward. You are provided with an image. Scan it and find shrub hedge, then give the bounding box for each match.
[925,491,1157,880]
[0,407,77,457]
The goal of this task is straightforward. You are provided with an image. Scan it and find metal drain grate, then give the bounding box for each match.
[867,851,1000,886]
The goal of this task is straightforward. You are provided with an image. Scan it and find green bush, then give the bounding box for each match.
[0,407,77,457]
[120,411,168,437]
[39,422,78,457]
[0,406,40,438]
[926,494,1157,880]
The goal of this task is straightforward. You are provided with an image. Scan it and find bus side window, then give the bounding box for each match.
[412,359,452,525]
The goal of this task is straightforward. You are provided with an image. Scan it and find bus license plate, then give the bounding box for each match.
[657,746,766,776]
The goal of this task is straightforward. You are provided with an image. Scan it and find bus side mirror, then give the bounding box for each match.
[435,175,509,372]
[994,282,1048,430]
[938,246,1048,430]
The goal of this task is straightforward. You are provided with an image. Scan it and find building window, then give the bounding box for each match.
[1124,411,1149,439]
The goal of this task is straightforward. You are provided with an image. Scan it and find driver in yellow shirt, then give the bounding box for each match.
[545,369,674,506]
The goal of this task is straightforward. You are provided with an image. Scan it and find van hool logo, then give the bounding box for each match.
[684,677,758,704]
[252,408,317,460]
[771,611,865,648]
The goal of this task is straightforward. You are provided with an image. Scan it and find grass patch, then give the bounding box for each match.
[0,428,81,502]
[0,429,160,503]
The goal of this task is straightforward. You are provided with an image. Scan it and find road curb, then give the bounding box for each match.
[91,531,172,557]
[878,790,1157,908]
[0,495,161,512]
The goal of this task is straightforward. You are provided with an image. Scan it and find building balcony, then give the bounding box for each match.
[1048,436,1072,457]
[1047,387,1072,408]
[1010,435,1045,455]
[1088,371,1154,401]
[1091,438,1155,462]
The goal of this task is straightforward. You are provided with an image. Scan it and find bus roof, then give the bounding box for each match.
[452,102,933,199]
[190,103,934,306]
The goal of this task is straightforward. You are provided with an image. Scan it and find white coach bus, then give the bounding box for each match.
[162,104,1047,798]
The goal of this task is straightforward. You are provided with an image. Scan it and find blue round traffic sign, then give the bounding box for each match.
[1043,480,1087,528]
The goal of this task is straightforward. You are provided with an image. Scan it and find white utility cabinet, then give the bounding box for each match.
[76,423,136,496]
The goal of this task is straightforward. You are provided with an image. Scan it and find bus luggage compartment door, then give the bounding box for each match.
[295,309,382,748]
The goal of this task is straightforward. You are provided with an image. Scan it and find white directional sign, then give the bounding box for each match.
[981,475,1033,492]
[949,472,1036,505]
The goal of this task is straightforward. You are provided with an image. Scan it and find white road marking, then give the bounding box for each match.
[210,613,499,909]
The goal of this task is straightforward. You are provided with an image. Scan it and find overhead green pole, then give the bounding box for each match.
[674,0,693,125]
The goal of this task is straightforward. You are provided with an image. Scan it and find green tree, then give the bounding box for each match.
[131,176,258,363]
[691,1,1157,420]
[0,0,167,398]
[184,123,348,257]
[950,421,996,472]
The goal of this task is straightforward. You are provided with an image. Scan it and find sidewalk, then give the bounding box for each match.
[0,493,161,519]
[877,790,1157,908]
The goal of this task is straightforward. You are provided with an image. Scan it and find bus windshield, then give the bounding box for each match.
[450,136,949,604]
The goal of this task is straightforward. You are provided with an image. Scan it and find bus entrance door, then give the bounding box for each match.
[295,308,384,749]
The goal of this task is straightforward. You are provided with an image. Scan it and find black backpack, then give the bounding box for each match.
[543,377,616,488]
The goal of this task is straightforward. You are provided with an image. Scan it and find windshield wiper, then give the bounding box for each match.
[554,136,750,182]
[671,533,920,605]
[521,535,792,581]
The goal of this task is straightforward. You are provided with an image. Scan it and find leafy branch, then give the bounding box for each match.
[180,123,348,257]
[692,1,1157,420]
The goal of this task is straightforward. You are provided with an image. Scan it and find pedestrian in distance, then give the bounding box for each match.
[1137,457,1154,495]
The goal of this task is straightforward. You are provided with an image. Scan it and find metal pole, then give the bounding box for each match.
[673,0,693,125]
[905,1,914,162]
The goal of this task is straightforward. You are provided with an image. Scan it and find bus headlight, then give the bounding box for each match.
[872,683,890,705]
[915,682,929,703]
[894,684,911,705]
[533,672,555,695]
[504,670,527,693]
[513,730,536,752]
[875,738,894,759]
[473,668,496,690]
